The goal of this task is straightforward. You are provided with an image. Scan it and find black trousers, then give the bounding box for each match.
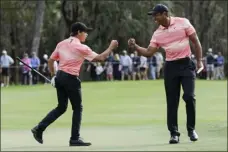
[37,70,82,140]
[164,57,196,136]
[32,69,39,84]
[22,72,30,85]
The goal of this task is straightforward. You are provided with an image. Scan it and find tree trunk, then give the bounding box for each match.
[30,0,46,55]
[59,16,66,40]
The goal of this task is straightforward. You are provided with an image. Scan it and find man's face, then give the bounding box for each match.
[32,52,36,57]
[24,54,28,58]
[153,12,166,25]
[77,31,88,42]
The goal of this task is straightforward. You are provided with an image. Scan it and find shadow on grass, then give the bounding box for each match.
[2,141,194,151]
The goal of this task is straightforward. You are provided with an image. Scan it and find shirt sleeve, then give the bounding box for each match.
[37,57,40,66]
[184,18,196,36]
[8,56,14,64]
[149,34,159,48]
[81,45,98,62]
[50,44,60,61]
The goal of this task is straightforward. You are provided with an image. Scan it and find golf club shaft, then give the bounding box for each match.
[16,57,51,83]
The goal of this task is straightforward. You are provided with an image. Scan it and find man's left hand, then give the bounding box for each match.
[196,61,204,74]
[128,38,136,48]
[51,76,56,87]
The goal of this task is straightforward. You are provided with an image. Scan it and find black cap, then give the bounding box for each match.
[147,4,169,16]
[70,22,93,36]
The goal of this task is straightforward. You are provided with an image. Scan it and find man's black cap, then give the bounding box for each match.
[70,22,93,36]
[147,4,169,16]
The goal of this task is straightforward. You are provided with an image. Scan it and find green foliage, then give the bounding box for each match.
[1,1,227,55]
[0,1,227,67]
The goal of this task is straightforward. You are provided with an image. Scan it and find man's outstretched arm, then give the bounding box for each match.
[128,38,158,57]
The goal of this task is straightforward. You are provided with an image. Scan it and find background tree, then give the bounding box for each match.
[0,0,227,83]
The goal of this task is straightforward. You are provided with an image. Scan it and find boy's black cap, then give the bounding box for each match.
[147,4,169,16]
[70,22,93,36]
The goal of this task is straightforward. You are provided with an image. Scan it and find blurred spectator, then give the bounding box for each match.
[42,54,50,84]
[198,57,207,79]
[216,52,225,79]
[120,50,132,80]
[206,48,214,80]
[105,62,113,81]
[95,62,104,81]
[0,50,14,87]
[106,52,115,63]
[30,52,40,84]
[131,51,141,80]
[139,55,148,80]
[155,52,164,79]
[113,53,121,80]
[213,54,219,80]
[147,55,157,80]
[191,54,197,66]
[86,62,97,81]
[105,53,114,81]
[20,53,32,85]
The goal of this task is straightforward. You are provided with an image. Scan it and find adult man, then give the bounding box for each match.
[0,50,14,87]
[120,50,132,80]
[20,53,32,85]
[216,52,225,79]
[206,48,214,80]
[139,55,148,80]
[31,22,118,146]
[155,52,164,78]
[147,55,157,80]
[128,4,203,144]
[105,52,114,81]
[131,51,141,80]
[30,52,40,84]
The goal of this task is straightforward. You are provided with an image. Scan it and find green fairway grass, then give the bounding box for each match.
[1,80,227,151]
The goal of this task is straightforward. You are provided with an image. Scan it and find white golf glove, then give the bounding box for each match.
[51,76,56,87]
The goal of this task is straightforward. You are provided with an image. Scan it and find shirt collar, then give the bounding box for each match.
[159,16,175,30]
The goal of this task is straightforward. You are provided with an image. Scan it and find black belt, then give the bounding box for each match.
[166,57,191,64]
[57,70,80,80]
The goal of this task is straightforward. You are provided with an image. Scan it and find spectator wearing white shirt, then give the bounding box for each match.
[95,62,104,81]
[139,55,148,80]
[120,50,132,80]
[155,52,164,79]
[0,50,14,87]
